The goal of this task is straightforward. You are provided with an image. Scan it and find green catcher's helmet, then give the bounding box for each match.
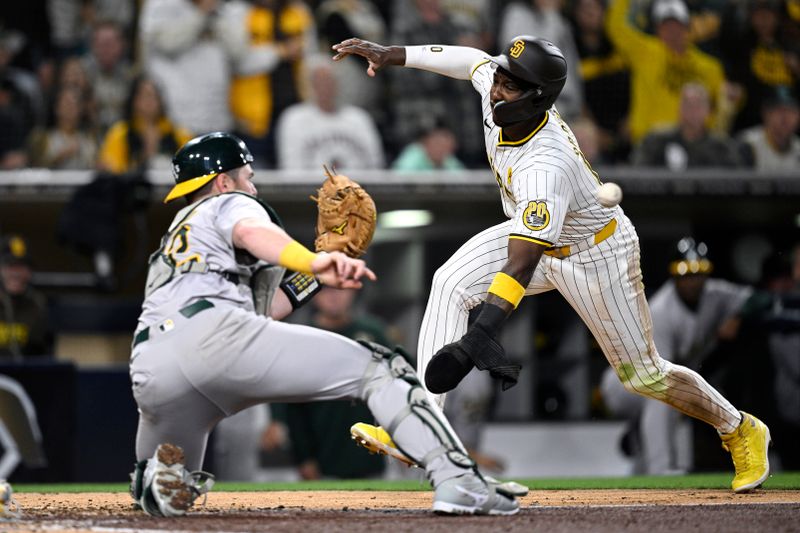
[165,132,254,203]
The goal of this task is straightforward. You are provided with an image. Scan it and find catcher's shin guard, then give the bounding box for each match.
[134,443,215,517]
[357,341,475,473]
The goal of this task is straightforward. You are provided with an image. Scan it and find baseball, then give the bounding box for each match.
[597,182,623,207]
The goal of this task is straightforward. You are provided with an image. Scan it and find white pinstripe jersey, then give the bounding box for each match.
[470,60,618,248]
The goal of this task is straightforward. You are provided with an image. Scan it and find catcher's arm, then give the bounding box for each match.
[269,290,293,320]
[232,217,376,288]
[332,38,486,80]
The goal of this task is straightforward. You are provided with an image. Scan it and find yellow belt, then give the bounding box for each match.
[544,218,617,259]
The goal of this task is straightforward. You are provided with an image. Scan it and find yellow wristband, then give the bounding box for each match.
[487,272,525,308]
[278,241,317,274]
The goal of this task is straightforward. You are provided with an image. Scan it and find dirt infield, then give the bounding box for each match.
[8,490,800,532]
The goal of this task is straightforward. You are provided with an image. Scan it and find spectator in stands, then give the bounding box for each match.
[389,0,484,167]
[81,0,137,39]
[633,82,742,170]
[276,57,384,170]
[0,28,46,146]
[97,76,193,174]
[139,0,233,135]
[283,287,387,480]
[680,0,728,57]
[721,0,799,132]
[81,21,135,134]
[601,237,752,474]
[606,0,731,144]
[316,0,387,122]
[0,235,53,360]
[55,56,98,131]
[29,86,97,169]
[569,0,631,163]
[738,85,800,172]
[46,0,85,58]
[391,0,497,50]
[499,0,584,121]
[0,79,30,169]
[219,0,316,166]
[392,118,465,171]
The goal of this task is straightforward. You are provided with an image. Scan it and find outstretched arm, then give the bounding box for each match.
[233,217,376,289]
[332,38,487,80]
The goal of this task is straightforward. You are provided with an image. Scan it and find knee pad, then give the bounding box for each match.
[357,341,475,470]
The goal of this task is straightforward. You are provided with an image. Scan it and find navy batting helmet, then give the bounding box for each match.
[490,36,567,126]
[669,237,713,276]
[165,132,254,203]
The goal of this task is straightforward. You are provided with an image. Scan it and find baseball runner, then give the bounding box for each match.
[128,132,519,517]
[333,36,771,492]
[601,238,753,474]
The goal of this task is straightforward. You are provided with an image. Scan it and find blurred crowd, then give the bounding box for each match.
[0,0,798,174]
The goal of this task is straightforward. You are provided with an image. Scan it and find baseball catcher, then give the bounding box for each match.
[129,132,519,517]
[311,166,376,258]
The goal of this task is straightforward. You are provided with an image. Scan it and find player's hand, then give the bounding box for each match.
[311,251,376,289]
[331,38,405,77]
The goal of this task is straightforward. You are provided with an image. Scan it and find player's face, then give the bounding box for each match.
[230,165,257,196]
[675,274,708,306]
[490,70,525,122]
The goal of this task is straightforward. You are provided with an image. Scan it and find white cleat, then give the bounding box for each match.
[433,473,519,516]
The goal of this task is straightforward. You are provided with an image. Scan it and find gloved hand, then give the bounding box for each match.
[311,166,376,258]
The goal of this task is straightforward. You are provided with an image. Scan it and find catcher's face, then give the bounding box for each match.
[226,165,257,195]
[490,70,525,123]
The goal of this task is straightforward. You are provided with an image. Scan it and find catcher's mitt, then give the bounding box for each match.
[311,166,376,258]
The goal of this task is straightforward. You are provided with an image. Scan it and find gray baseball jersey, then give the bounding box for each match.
[410,49,742,438]
[130,191,475,487]
[650,279,752,364]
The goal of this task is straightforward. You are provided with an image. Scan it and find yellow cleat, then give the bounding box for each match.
[350,423,417,467]
[720,411,771,493]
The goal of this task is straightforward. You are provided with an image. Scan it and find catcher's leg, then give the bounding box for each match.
[130,343,222,516]
[131,344,226,470]
[355,341,518,514]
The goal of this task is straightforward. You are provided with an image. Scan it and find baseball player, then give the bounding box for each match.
[601,238,753,474]
[128,132,519,517]
[333,36,771,492]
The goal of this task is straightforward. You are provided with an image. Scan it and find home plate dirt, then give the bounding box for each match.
[9,490,800,533]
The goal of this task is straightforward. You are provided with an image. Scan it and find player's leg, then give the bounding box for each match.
[129,338,223,517]
[550,215,769,491]
[198,310,517,514]
[131,341,226,469]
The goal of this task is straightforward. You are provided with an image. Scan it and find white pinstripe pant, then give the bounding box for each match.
[418,214,741,434]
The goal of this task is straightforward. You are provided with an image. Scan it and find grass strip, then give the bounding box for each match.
[13,472,800,493]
